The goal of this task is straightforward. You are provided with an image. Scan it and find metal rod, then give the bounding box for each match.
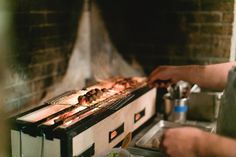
[19,130,23,157]
[41,133,45,157]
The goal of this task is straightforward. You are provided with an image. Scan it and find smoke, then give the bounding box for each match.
[4,71,30,112]
[42,0,91,100]
[41,0,144,101]
[90,1,144,81]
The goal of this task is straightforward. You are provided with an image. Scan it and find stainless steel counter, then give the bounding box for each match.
[127,117,216,157]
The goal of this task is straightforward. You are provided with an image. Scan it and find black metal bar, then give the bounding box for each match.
[61,136,72,157]
[74,143,95,157]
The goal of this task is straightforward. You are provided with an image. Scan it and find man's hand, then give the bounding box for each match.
[148,66,182,85]
[149,62,233,91]
[160,127,204,157]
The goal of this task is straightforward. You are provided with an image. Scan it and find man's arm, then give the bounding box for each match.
[161,127,236,157]
[149,62,236,91]
[198,131,236,157]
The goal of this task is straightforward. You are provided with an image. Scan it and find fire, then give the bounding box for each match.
[18,77,147,128]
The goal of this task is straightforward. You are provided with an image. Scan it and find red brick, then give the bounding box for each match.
[201,24,233,35]
[223,12,234,23]
[187,12,222,23]
[202,1,234,11]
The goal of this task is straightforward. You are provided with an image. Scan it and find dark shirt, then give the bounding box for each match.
[217,67,236,138]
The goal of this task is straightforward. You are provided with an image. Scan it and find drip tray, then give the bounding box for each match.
[135,120,216,150]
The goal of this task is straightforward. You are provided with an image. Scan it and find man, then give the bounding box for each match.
[149,62,236,157]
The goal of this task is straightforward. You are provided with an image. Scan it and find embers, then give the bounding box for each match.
[76,77,141,106]
[112,77,139,91]
[77,88,108,105]
[47,77,146,127]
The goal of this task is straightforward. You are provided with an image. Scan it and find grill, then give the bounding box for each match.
[10,77,157,157]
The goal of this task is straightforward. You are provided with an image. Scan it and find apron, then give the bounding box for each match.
[217,66,236,138]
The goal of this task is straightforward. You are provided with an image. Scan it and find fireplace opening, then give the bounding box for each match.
[3,0,235,117]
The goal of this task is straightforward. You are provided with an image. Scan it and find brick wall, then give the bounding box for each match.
[97,0,235,73]
[5,0,83,114]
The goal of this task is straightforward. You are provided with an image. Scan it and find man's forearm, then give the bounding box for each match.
[179,62,236,91]
[198,132,236,157]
